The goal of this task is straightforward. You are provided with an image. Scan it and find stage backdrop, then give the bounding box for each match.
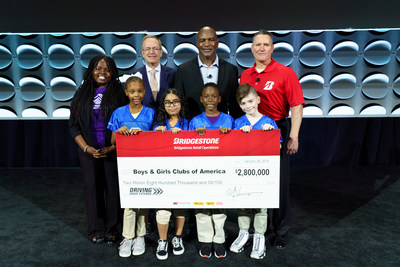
[0,30,400,118]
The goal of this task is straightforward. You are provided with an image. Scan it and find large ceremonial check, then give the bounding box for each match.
[116,129,280,208]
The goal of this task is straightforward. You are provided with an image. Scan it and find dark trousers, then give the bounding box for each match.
[78,149,122,237]
[271,118,290,237]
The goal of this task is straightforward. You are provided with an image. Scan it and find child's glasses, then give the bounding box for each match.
[164,100,181,107]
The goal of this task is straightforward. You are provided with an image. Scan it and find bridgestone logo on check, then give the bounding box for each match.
[130,188,164,195]
[173,138,219,145]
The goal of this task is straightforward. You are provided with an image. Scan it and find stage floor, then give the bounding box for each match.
[1,166,399,266]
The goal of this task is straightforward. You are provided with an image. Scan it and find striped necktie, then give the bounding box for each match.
[150,69,158,101]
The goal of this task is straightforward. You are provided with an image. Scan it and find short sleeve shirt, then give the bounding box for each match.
[240,59,304,121]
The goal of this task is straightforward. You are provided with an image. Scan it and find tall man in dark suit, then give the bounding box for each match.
[136,35,176,110]
[174,26,242,118]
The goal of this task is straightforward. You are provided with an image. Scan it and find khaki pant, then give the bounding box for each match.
[238,208,268,234]
[122,208,148,239]
[195,209,226,244]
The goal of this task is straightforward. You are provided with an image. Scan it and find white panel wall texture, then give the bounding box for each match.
[0,30,399,119]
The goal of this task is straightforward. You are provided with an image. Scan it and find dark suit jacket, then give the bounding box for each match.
[69,87,127,151]
[174,57,242,119]
[69,101,114,151]
[137,64,176,110]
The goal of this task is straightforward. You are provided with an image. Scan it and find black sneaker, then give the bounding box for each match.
[156,239,168,260]
[172,236,185,255]
[199,243,212,258]
[214,243,227,258]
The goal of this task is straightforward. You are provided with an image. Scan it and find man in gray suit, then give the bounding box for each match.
[136,35,176,111]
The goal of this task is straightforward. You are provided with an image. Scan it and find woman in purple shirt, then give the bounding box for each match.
[69,55,128,244]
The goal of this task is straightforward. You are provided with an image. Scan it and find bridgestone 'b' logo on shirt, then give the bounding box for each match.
[263,81,274,90]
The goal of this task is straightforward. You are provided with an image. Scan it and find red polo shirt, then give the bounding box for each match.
[240,59,304,121]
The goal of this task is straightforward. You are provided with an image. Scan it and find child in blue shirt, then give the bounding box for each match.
[108,76,154,258]
[230,83,279,260]
[189,83,233,134]
[189,83,233,258]
[152,88,189,260]
[153,88,189,134]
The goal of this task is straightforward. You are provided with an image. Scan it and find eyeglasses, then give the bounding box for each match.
[142,47,161,53]
[164,100,181,107]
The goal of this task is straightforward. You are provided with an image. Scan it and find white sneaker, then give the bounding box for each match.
[156,239,168,260]
[172,236,185,255]
[132,236,145,256]
[230,229,249,253]
[119,238,133,258]
[250,233,266,260]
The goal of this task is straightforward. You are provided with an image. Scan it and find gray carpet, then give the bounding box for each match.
[1,166,399,266]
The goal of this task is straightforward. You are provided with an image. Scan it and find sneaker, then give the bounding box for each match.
[132,236,145,256]
[119,238,133,258]
[214,243,227,258]
[156,239,168,260]
[250,233,266,260]
[172,236,185,255]
[230,229,249,253]
[199,243,212,258]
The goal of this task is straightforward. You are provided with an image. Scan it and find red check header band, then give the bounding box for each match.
[116,129,281,157]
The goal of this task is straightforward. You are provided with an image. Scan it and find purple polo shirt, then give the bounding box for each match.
[91,87,106,148]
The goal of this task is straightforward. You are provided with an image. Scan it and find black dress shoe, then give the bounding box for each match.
[91,235,105,244]
[106,235,118,245]
[273,236,287,249]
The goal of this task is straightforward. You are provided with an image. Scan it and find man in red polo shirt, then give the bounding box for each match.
[240,29,304,249]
